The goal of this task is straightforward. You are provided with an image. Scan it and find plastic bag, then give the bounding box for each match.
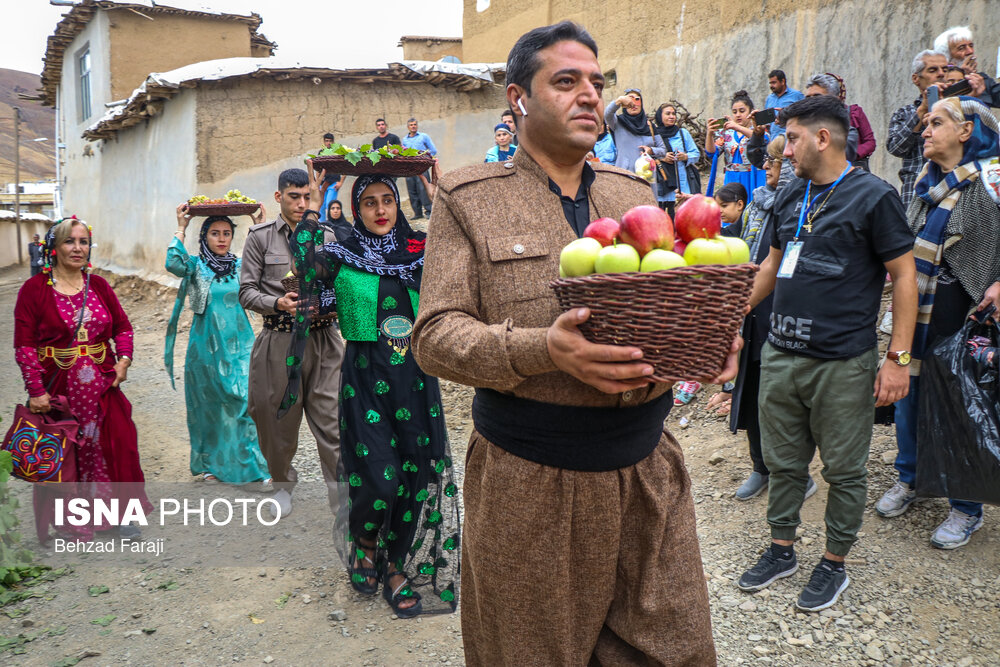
[915,307,1000,505]
[634,154,656,182]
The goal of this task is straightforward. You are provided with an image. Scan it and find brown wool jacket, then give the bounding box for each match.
[412,146,672,408]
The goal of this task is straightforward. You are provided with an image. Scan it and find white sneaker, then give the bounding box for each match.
[270,489,292,520]
[876,481,917,518]
[878,311,893,335]
[930,508,983,549]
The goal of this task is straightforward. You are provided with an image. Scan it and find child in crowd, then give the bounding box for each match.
[716,182,748,227]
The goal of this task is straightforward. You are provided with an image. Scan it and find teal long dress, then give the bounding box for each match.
[165,238,269,484]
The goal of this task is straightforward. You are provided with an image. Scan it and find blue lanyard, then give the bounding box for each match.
[794,166,852,240]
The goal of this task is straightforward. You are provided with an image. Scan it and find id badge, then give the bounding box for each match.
[777,241,803,279]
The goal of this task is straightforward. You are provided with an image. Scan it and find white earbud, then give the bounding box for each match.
[517,98,528,116]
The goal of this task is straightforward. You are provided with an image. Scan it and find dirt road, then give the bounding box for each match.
[1,265,997,666]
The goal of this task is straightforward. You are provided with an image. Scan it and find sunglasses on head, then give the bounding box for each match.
[624,88,641,95]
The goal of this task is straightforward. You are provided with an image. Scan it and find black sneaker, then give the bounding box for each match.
[737,550,798,591]
[796,561,850,611]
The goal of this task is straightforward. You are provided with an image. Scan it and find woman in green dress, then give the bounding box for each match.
[165,204,270,486]
[281,172,459,618]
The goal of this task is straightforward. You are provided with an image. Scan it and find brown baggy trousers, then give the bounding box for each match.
[247,326,344,510]
[461,432,716,666]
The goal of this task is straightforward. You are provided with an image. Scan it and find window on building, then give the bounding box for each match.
[78,48,92,121]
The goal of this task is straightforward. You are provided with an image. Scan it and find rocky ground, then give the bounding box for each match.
[0,264,997,666]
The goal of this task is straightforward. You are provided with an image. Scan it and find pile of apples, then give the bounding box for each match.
[559,195,751,277]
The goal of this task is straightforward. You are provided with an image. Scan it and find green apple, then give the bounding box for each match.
[683,237,732,266]
[718,235,751,264]
[594,242,641,273]
[640,249,687,272]
[559,237,603,277]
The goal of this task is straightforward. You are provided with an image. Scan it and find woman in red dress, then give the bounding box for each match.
[13,217,150,543]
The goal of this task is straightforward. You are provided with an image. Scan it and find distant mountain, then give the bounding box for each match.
[0,68,56,184]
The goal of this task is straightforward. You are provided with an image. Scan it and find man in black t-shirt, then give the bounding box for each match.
[736,96,918,612]
[372,118,401,150]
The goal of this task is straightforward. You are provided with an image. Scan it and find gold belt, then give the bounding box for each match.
[38,342,108,370]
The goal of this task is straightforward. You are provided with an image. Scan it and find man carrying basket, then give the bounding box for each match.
[412,22,738,666]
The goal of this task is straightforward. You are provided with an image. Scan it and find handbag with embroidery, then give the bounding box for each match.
[1,396,80,483]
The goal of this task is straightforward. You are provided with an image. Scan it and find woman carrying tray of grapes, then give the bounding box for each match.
[278,160,459,618]
[165,200,270,486]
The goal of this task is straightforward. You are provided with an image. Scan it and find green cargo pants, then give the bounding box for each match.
[759,344,878,557]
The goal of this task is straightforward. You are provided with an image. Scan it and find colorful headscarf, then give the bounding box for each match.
[910,97,1000,371]
[43,215,93,285]
[198,215,238,281]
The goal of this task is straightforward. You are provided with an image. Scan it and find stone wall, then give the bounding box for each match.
[463,0,1000,185]
[106,9,254,102]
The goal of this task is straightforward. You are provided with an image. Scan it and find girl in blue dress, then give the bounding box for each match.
[705,90,768,203]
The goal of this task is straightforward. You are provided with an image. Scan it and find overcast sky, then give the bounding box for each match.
[3,0,464,75]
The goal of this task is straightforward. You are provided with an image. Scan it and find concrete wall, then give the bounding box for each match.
[400,38,464,62]
[0,220,54,270]
[462,0,1000,185]
[106,9,254,102]
[63,90,198,283]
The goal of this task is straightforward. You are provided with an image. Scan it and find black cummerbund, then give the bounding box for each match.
[472,388,672,472]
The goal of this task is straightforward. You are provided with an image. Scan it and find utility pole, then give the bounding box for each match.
[14,106,23,265]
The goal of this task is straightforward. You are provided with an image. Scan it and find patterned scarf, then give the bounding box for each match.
[910,97,1000,373]
[198,216,238,281]
[278,174,426,418]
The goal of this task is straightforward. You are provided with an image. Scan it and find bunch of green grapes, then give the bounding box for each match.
[225,189,257,204]
[188,195,210,204]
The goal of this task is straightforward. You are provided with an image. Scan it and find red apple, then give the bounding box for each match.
[583,217,621,247]
[675,195,722,242]
[673,238,688,256]
[620,205,674,257]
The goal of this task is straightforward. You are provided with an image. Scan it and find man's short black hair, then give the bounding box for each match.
[407,117,417,123]
[375,118,386,124]
[500,109,514,119]
[278,168,309,191]
[768,69,786,82]
[779,95,850,145]
[505,21,598,95]
[323,132,335,141]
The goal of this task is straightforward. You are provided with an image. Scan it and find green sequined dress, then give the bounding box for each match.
[339,277,458,613]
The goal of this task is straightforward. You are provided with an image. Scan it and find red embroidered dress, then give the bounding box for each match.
[14,273,150,542]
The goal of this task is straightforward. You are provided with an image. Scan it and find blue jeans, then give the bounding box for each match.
[893,376,982,517]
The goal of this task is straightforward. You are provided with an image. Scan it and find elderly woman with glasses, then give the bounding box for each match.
[876,96,1000,549]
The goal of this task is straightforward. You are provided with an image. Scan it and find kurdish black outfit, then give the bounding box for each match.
[282,174,459,615]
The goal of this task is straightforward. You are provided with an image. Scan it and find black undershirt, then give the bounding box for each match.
[548,162,596,237]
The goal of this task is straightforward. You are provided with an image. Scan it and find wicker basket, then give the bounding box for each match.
[186,202,261,217]
[549,264,758,383]
[310,153,434,177]
[280,275,337,322]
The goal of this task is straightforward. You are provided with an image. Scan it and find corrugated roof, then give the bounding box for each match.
[83,57,507,140]
[39,0,275,106]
